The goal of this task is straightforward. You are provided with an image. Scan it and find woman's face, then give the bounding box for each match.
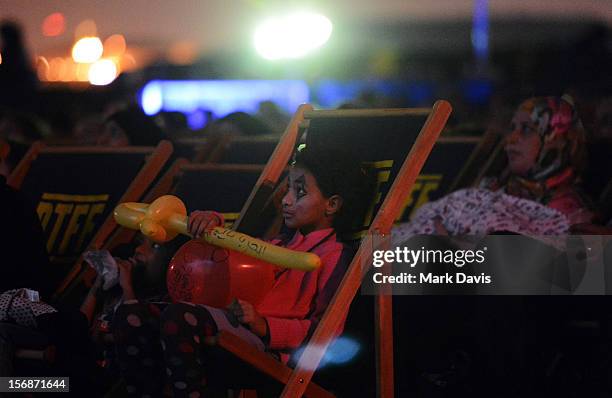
[504,110,542,176]
[281,167,333,235]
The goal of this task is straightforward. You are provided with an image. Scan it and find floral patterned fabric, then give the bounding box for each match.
[392,188,569,249]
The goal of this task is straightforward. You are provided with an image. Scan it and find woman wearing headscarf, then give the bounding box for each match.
[393,95,594,244]
[484,95,592,221]
[390,96,596,396]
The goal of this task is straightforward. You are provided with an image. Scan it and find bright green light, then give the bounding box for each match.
[254,12,333,60]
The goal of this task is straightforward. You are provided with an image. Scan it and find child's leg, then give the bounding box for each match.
[112,302,166,396]
[160,302,265,398]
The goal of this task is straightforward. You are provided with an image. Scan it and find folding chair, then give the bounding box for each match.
[447,128,502,192]
[396,135,480,222]
[473,138,508,187]
[7,141,173,300]
[206,102,451,397]
[173,136,223,163]
[207,134,280,164]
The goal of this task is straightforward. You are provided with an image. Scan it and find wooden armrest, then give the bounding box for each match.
[206,331,335,398]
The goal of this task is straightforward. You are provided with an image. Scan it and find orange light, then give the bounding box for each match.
[36,56,50,80]
[75,63,90,81]
[72,37,103,63]
[42,12,66,37]
[167,41,198,65]
[61,57,74,82]
[48,57,65,81]
[103,34,126,57]
[120,52,137,72]
[88,58,118,85]
[74,19,97,39]
[0,52,2,65]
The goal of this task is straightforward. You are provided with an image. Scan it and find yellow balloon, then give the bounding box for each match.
[113,195,321,272]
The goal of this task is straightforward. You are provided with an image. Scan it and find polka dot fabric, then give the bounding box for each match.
[113,300,266,396]
[112,302,167,396]
[0,289,56,328]
[160,303,218,398]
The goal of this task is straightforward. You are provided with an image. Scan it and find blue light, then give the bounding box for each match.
[187,110,208,130]
[472,0,489,62]
[141,81,163,115]
[291,336,361,369]
[139,80,309,119]
[462,79,493,105]
[322,336,360,365]
[314,80,433,108]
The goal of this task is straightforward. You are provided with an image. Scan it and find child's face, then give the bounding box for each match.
[282,167,334,235]
[129,237,160,267]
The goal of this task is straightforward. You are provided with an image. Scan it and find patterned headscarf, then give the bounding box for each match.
[505,95,587,202]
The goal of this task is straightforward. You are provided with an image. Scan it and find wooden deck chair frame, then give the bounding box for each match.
[214,101,452,397]
[472,137,507,187]
[445,130,501,193]
[7,141,173,301]
[173,136,224,163]
[393,135,481,224]
[206,134,281,164]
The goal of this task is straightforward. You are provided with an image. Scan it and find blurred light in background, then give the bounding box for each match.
[139,80,309,117]
[254,12,332,60]
[120,52,137,72]
[103,34,127,57]
[187,109,209,130]
[47,57,65,81]
[42,12,66,37]
[72,37,103,63]
[75,63,90,81]
[88,58,118,85]
[141,81,163,115]
[60,59,75,82]
[0,53,2,65]
[314,80,435,108]
[74,19,97,39]
[472,0,489,64]
[291,337,361,370]
[167,41,198,65]
[462,79,492,105]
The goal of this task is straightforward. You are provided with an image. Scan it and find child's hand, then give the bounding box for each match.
[227,299,268,337]
[188,210,223,238]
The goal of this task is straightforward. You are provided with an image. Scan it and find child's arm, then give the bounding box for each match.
[265,248,351,350]
[228,299,269,337]
[80,274,104,324]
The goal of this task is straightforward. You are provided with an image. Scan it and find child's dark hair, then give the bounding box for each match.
[292,145,373,239]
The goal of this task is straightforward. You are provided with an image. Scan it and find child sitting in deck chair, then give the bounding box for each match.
[112,146,372,396]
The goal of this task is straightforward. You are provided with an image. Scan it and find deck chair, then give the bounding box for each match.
[173,136,223,163]
[207,134,280,164]
[206,102,451,397]
[7,141,173,300]
[473,138,508,187]
[396,136,480,222]
[447,128,502,192]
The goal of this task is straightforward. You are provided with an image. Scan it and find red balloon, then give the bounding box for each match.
[167,240,275,307]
